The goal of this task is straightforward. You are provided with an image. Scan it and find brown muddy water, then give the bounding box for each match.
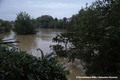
[0,29,100,80]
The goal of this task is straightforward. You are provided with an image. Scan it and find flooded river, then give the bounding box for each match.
[0,29,97,80]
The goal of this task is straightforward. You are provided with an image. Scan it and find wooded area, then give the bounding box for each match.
[0,0,120,80]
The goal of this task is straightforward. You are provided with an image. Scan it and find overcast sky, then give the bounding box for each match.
[0,0,96,21]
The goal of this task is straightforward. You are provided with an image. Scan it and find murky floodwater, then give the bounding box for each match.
[0,29,99,80]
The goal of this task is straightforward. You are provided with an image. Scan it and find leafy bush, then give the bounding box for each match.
[0,20,11,33]
[51,33,69,57]
[0,47,69,80]
[14,12,36,35]
[52,0,120,78]
[36,15,54,28]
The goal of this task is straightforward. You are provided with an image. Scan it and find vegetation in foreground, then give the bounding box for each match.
[51,0,120,79]
[0,47,69,80]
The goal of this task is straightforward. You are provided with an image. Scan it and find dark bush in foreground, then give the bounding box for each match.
[0,47,69,80]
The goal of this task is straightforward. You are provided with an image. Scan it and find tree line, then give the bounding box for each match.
[36,15,69,29]
[0,12,70,35]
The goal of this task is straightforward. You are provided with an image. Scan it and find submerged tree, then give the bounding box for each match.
[14,12,36,35]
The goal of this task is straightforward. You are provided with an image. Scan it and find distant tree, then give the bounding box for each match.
[31,18,37,28]
[14,12,36,35]
[0,20,11,33]
[36,16,69,29]
[36,15,53,28]
[63,17,67,22]
[55,17,69,29]
[48,21,56,28]
[55,18,58,21]
[55,21,64,29]
[0,19,3,23]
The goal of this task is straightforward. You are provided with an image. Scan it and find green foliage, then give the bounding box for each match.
[52,0,120,78]
[51,33,69,57]
[54,18,58,21]
[0,47,69,80]
[0,20,11,33]
[36,15,69,29]
[63,17,67,22]
[48,21,56,28]
[31,18,37,28]
[55,20,69,29]
[36,15,54,28]
[14,12,36,35]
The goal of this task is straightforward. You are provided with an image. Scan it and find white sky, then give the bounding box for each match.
[0,0,96,21]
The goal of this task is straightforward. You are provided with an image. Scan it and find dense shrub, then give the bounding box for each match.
[0,47,69,80]
[14,12,36,35]
[52,0,120,78]
[0,20,11,33]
